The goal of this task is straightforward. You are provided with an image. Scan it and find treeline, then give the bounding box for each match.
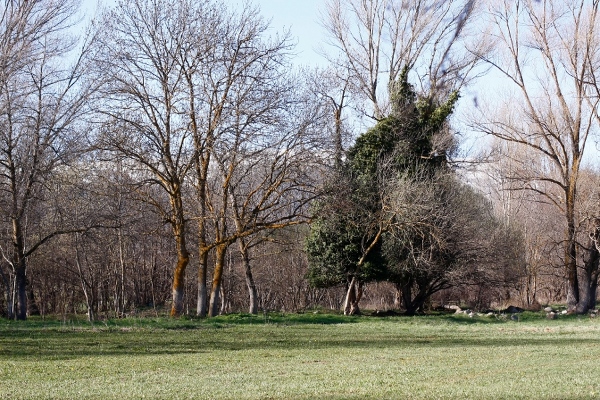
[1,0,599,320]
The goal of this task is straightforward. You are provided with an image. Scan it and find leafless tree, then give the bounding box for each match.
[0,0,95,319]
[468,139,565,307]
[90,0,223,316]
[321,0,487,120]
[91,0,327,318]
[204,74,325,317]
[473,0,600,313]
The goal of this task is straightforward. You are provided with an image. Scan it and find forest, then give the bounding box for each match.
[1,0,599,321]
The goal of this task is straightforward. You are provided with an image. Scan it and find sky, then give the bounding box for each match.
[235,0,327,67]
[86,0,327,67]
[82,0,600,163]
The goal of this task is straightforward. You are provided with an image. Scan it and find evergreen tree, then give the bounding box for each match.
[306,68,458,314]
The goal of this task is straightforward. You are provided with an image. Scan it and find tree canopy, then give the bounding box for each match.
[307,69,522,314]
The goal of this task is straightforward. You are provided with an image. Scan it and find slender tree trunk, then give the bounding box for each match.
[0,265,14,319]
[117,228,127,317]
[195,171,209,317]
[589,272,599,310]
[209,244,227,317]
[239,239,258,314]
[196,246,208,317]
[191,78,212,317]
[12,217,27,320]
[15,259,27,320]
[583,225,600,311]
[565,181,580,313]
[75,235,94,322]
[343,276,361,315]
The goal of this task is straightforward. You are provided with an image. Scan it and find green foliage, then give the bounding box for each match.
[306,68,459,293]
[305,203,387,288]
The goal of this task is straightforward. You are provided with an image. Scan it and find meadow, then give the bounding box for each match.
[1,312,600,399]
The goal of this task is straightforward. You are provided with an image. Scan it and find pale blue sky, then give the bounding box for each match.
[85,1,327,66]
[238,0,327,67]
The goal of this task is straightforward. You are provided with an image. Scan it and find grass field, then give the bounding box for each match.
[1,312,600,399]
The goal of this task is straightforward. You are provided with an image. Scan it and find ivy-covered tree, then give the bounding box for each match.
[306,68,459,315]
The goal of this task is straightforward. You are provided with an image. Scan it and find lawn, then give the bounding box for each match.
[1,312,600,399]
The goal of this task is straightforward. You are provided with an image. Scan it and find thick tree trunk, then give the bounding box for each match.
[170,209,189,317]
[171,250,189,317]
[400,281,416,316]
[578,271,592,314]
[209,244,227,317]
[168,186,190,318]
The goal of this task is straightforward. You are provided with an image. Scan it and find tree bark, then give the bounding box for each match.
[171,247,189,317]
[208,243,227,317]
[239,239,258,314]
[400,280,416,316]
[582,225,600,311]
[566,206,579,313]
[75,235,95,322]
[12,217,27,320]
[0,265,14,319]
[196,246,208,317]
[343,276,362,315]
[170,199,190,317]
[14,260,27,320]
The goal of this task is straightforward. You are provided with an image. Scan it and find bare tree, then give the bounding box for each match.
[0,0,94,319]
[469,139,565,307]
[91,0,323,318]
[91,0,221,316]
[321,0,486,120]
[204,73,325,317]
[473,0,600,313]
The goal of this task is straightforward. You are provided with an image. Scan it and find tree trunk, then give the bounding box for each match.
[577,270,592,314]
[565,209,579,313]
[169,186,190,318]
[0,264,14,319]
[117,228,127,317]
[75,237,95,322]
[239,240,258,314]
[400,280,416,316]
[15,260,27,320]
[343,276,362,315]
[196,246,208,317]
[583,225,600,311]
[170,216,190,317]
[589,272,599,310]
[171,251,189,317]
[209,244,227,317]
[12,216,27,320]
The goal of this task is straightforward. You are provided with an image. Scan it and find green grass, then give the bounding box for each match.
[1,312,600,399]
